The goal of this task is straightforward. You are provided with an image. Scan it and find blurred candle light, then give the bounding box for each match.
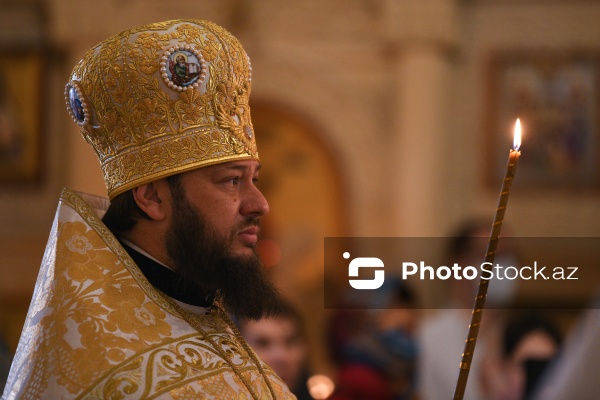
[453,119,522,400]
[307,374,335,399]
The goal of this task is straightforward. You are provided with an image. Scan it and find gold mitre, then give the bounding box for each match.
[65,19,258,199]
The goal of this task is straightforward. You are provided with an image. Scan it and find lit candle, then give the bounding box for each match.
[453,119,522,400]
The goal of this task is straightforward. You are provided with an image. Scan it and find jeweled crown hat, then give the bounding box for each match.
[65,19,258,199]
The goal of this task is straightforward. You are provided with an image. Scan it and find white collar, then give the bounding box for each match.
[120,238,174,271]
[120,239,210,315]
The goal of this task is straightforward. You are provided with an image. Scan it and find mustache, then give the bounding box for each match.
[237,217,261,231]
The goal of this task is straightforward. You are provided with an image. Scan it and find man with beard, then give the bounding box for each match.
[3,20,294,400]
[103,167,283,321]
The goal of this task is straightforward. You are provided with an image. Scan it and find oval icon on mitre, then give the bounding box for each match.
[161,46,206,91]
[65,82,88,126]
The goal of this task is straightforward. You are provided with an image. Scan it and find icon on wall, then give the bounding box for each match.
[0,51,45,184]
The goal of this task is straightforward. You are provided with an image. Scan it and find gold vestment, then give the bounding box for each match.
[2,189,295,400]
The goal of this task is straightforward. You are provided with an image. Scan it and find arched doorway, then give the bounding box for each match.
[251,100,347,375]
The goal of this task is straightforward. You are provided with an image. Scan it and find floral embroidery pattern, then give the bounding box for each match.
[27,220,174,393]
[4,190,295,399]
[67,20,257,199]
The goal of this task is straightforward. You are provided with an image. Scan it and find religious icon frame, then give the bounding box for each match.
[0,49,45,184]
[484,50,600,191]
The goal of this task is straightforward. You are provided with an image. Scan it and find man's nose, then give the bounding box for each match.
[240,183,269,217]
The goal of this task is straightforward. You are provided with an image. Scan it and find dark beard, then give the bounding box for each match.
[165,178,283,320]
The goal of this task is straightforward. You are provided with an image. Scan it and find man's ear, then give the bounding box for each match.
[131,180,170,221]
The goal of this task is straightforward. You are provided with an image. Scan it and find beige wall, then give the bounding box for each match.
[1,0,599,371]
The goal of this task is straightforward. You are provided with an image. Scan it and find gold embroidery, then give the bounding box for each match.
[66,20,258,199]
[4,189,295,399]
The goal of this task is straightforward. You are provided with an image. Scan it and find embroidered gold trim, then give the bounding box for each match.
[65,20,258,199]
[61,189,282,399]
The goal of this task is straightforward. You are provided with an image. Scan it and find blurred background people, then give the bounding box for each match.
[328,278,419,400]
[238,300,313,400]
[417,218,519,399]
[483,312,562,400]
[532,290,600,399]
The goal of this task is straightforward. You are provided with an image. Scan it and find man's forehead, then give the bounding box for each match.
[208,160,262,172]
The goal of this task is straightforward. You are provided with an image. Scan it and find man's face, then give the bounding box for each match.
[175,159,269,257]
[164,160,282,319]
[242,317,307,389]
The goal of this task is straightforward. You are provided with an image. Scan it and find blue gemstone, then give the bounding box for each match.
[69,86,85,122]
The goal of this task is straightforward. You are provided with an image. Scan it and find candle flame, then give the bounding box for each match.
[513,119,522,150]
